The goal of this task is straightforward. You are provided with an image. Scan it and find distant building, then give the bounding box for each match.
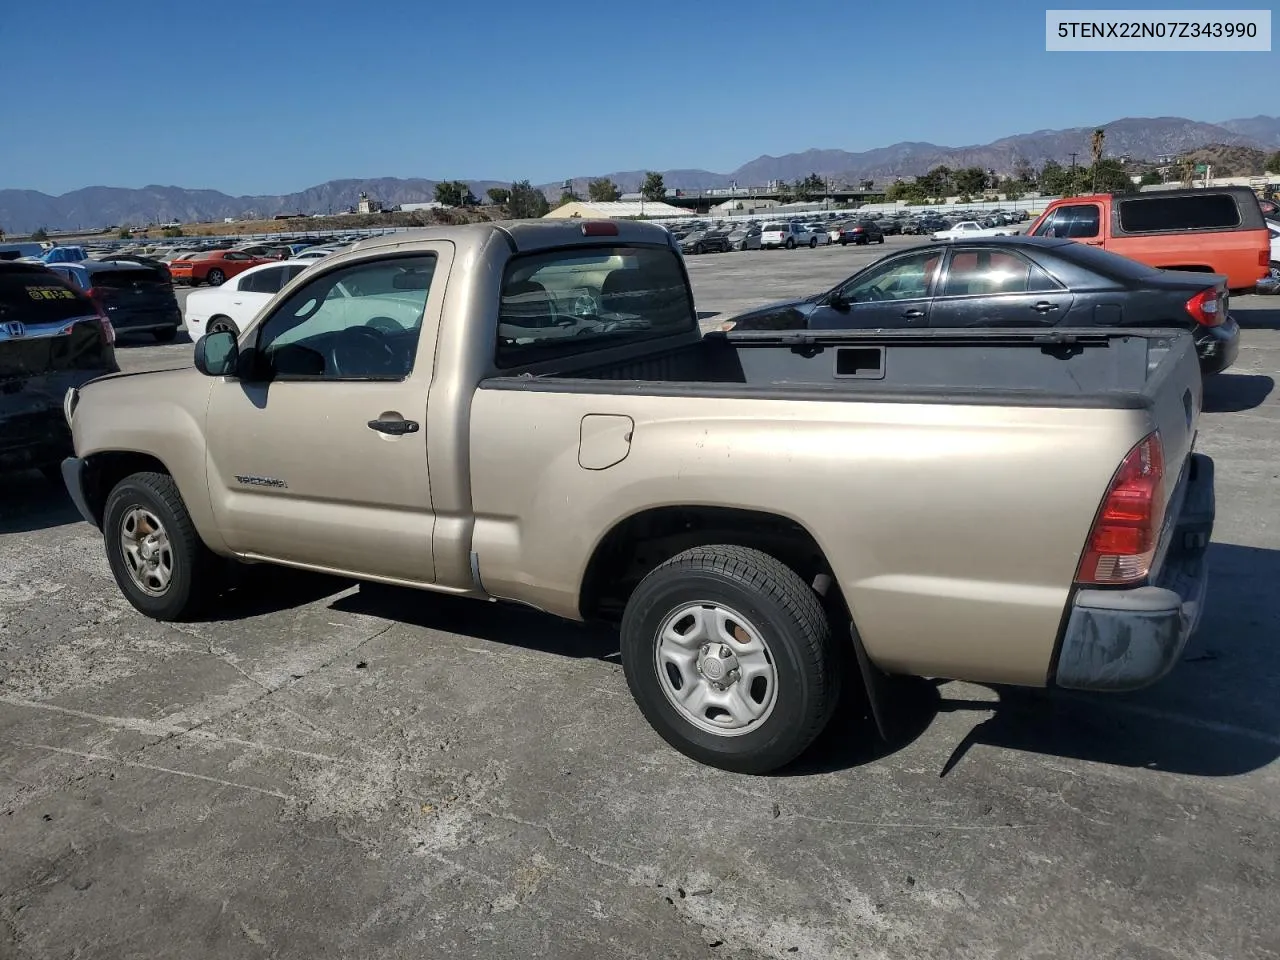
[541,200,695,220]
[357,192,383,214]
[400,201,447,213]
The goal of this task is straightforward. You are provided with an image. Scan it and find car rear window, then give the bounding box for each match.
[763,224,785,232]
[0,269,96,325]
[496,245,695,369]
[89,267,168,288]
[1118,194,1241,233]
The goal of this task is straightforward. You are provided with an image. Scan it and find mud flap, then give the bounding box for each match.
[850,623,893,740]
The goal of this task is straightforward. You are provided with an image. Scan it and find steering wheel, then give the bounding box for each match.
[328,326,398,377]
[862,285,886,302]
[572,292,600,317]
[365,315,401,335]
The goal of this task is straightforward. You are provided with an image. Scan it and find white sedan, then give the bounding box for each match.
[184,260,312,339]
[930,220,1015,241]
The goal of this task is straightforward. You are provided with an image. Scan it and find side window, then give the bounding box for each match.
[283,264,307,283]
[1117,194,1241,232]
[1035,204,1100,239]
[256,255,436,381]
[839,251,942,302]
[941,250,1061,297]
[239,268,275,294]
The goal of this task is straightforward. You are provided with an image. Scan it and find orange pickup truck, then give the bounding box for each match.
[1026,186,1270,292]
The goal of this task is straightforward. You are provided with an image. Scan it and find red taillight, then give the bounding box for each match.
[1076,433,1165,586]
[1184,288,1223,327]
[581,221,619,237]
[81,288,115,344]
[1261,249,1270,268]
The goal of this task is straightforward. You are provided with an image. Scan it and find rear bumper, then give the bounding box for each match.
[0,370,107,472]
[1054,453,1215,692]
[1194,316,1240,375]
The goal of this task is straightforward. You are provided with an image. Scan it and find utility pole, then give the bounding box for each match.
[1068,153,1079,197]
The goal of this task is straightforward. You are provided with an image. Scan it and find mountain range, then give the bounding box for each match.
[3,115,1278,234]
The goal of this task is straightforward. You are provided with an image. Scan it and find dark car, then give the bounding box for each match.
[0,263,118,478]
[44,260,182,343]
[718,236,1239,374]
[831,220,885,246]
[680,229,732,255]
[875,218,902,235]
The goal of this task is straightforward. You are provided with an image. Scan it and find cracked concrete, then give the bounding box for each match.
[1,249,1278,958]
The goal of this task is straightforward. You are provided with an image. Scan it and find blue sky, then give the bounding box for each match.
[1,0,1275,196]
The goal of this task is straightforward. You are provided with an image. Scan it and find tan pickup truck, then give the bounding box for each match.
[61,220,1215,773]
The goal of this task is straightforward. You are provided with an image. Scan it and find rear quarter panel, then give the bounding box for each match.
[467,387,1151,685]
[1104,229,1269,288]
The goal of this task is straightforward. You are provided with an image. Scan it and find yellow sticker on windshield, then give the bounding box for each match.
[26,286,76,300]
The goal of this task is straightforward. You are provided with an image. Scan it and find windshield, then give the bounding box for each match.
[495,244,694,369]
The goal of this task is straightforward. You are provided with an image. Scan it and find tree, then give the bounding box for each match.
[556,188,581,208]
[508,180,550,219]
[640,171,666,202]
[915,165,953,199]
[774,179,792,201]
[161,226,184,238]
[588,178,619,202]
[1139,171,1162,187]
[1038,160,1075,195]
[1012,157,1036,184]
[794,172,827,202]
[953,166,988,196]
[434,180,475,207]
[1265,151,1280,174]
[1089,158,1132,193]
[486,187,511,205]
[31,227,49,241]
[885,180,926,203]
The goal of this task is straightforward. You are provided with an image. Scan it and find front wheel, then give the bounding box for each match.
[620,545,839,774]
[103,471,219,621]
[809,237,817,248]
[785,238,795,250]
[877,235,885,244]
[207,316,239,337]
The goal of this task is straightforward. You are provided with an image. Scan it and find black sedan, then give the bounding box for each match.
[680,230,732,255]
[719,236,1239,373]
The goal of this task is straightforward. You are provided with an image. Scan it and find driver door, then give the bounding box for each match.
[806,249,942,329]
[203,245,452,583]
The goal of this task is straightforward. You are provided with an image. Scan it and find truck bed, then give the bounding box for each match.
[486,327,1196,410]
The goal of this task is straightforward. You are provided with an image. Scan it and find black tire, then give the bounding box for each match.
[877,234,886,244]
[840,238,848,246]
[206,268,226,286]
[102,471,219,621]
[809,237,817,248]
[207,316,239,337]
[620,545,839,774]
[694,243,704,255]
[152,327,178,343]
[785,238,795,250]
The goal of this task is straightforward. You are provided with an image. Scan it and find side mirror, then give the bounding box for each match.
[828,290,851,311]
[194,331,239,377]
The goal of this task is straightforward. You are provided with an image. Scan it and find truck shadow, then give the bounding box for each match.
[1201,373,1274,413]
[330,584,620,661]
[1233,305,1280,330]
[0,470,82,535]
[790,541,1280,779]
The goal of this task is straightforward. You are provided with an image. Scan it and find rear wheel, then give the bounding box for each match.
[206,268,226,286]
[785,238,796,250]
[1270,261,1280,281]
[102,471,219,621]
[878,235,885,244]
[621,545,839,773]
[694,242,704,255]
[809,237,817,248]
[207,316,239,337]
[152,327,178,343]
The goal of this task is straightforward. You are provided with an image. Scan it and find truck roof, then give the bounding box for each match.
[350,219,676,255]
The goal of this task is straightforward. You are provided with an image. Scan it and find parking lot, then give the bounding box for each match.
[2,239,1279,959]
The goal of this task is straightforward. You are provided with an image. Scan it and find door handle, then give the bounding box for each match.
[1084,240,1103,246]
[1031,301,1060,313]
[367,417,420,436]
[901,308,926,319]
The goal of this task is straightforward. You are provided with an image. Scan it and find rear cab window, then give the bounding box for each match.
[1117,194,1241,232]
[0,268,96,327]
[496,245,695,369]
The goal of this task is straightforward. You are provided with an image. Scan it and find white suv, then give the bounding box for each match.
[760,222,819,249]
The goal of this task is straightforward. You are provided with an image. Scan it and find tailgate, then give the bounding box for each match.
[1142,330,1203,511]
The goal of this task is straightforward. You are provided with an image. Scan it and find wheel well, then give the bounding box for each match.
[579,506,836,623]
[82,452,170,526]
